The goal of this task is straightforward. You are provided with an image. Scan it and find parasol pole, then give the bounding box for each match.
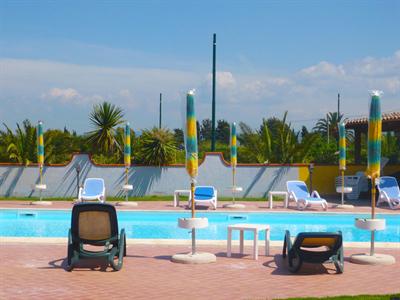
[186,90,199,255]
[371,175,376,256]
[338,122,346,206]
[232,167,236,204]
[366,91,382,256]
[341,170,345,206]
[125,167,129,201]
[191,178,196,254]
[37,121,44,201]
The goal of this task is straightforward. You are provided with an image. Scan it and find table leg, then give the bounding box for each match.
[227,228,232,257]
[284,193,288,208]
[265,229,270,256]
[174,193,177,207]
[253,229,258,260]
[239,230,244,254]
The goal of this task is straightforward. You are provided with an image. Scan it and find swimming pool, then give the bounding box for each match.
[1,209,399,242]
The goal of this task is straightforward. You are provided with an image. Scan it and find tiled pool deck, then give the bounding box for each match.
[1,200,399,299]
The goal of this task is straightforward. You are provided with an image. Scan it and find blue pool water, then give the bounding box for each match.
[1,209,399,242]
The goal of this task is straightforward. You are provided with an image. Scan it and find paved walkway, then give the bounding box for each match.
[0,243,399,300]
[1,200,399,299]
[1,199,399,213]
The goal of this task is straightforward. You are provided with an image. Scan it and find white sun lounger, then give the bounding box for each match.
[377,176,400,209]
[78,178,106,203]
[286,180,328,210]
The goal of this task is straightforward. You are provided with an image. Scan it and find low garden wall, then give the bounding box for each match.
[0,153,398,199]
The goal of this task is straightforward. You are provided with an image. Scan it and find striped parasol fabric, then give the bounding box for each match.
[185,90,198,179]
[366,91,382,179]
[338,122,346,171]
[37,121,44,168]
[230,122,237,169]
[124,122,131,168]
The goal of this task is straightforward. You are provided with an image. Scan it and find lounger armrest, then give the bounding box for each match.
[311,190,321,199]
[214,189,218,199]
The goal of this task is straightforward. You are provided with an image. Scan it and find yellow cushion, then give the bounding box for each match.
[301,237,336,247]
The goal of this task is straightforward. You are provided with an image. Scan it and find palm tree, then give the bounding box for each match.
[238,120,272,163]
[86,102,124,154]
[2,120,37,165]
[239,112,318,163]
[313,112,344,141]
[138,127,177,165]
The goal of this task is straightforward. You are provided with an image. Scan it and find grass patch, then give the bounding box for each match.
[277,294,400,300]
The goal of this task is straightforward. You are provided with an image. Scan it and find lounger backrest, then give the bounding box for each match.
[194,186,215,200]
[79,211,111,240]
[83,178,104,196]
[295,232,342,251]
[301,237,336,248]
[287,181,310,198]
[71,203,118,243]
[379,177,400,198]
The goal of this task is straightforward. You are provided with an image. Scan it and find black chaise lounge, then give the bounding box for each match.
[67,203,126,271]
[282,231,344,273]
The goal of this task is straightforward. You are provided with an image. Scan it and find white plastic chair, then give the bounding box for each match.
[78,178,106,203]
[188,186,218,210]
[286,180,328,210]
[376,176,400,209]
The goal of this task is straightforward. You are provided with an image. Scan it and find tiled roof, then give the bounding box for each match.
[346,111,400,126]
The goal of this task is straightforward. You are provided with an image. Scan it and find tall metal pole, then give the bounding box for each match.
[337,93,340,118]
[327,114,330,143]
[211,33,217,151]
[159,93,162,129]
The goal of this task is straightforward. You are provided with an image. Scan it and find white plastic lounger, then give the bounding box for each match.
[189,186,218,210]
[78,178,106,203]
[377,176,400,209]
[286,180,328,210]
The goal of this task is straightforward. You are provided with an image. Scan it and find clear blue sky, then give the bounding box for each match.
[1,0,399,132]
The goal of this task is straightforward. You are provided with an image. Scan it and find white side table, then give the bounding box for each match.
[173,190,191,207]
[227,224,270,260]
[268,191,288,209]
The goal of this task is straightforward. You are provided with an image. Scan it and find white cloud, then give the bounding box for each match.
[119,89,131,98]
[1,50,399,132]
[206,71,237,89]
[301,61,346,78]
[42,88,81,102]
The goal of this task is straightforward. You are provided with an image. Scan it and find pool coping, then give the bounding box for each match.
[1,207,400,215]
[1,237,399,249]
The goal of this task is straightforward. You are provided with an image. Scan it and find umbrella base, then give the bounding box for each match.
[335,204,354,209]
[350,253,396,265]
[116,201,138,207]
[223,203,246,209]
[30,201,52,206]
[171,252,216,264]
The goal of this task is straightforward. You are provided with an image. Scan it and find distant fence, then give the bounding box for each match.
[0,153,398,198]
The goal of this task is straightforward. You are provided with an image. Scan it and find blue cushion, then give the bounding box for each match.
[194,187,214,200]
[83,179,104,196]
[287,181,310,199]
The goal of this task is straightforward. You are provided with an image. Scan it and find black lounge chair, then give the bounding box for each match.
[282,230,344,273]
[67,203,126,271]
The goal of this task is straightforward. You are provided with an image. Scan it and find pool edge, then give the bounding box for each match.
[1,237,399,249]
